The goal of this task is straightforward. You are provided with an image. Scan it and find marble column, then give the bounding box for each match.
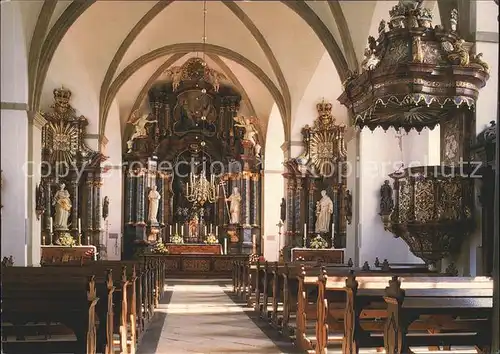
[307,179,316,235]
[294,177,304,246]
[124,169,135,224]
[69,178,79,238]
[242,171,251,226]
[136,169,146,225]
[85,174,94,245]
[251,173,260,226]
[93,176,102,244]
[27,112,47,265]
[285,177,296,246]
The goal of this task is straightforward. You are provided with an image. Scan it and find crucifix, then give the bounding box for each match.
[395,128,405,172]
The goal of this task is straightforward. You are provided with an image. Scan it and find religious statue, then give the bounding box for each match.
[345,190,352,225]
[280,197,286,222]
[226,187,242,224]
[126,110,157,151]
[315,190,333,233]
[102,196,109,220]
[148,185,161,223]
[164,67,183,91]
[189,214,199,237]
[53,183,71,230]
[234,116,258,148]
[379,180,394,215]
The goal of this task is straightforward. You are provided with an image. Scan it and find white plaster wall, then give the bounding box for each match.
[291,51,348,143]
[1,111,29,265]
[1,1,30,266]
[41,33,100,136]
[359,129,422,264]
[101,100,123,260]
[263,104,285,262]
[1,1,28,104]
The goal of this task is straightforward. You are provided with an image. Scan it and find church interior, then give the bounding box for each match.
[0,0,498,353]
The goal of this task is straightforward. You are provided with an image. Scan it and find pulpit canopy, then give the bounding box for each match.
[338,0,489,132]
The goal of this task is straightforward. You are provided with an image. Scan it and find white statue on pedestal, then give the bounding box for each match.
[315,190,333,233]
[148,185,161,223]
[226,187,242,224]
[53,183,71,230]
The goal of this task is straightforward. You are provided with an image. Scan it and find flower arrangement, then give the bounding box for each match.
[56,233,76,247]
[170,234,184,244]
[151,242,169,255]
[309,235,328,249]
[204,234,219,245]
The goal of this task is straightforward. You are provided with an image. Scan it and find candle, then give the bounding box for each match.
[216,226,219,236]
[43,235,46,245]
[252,234,256,254]
[49,217,53,233]
[181,225,183,236]
[331,223,335,248]
[87,236,90,245]
[204,225,207,235]
[175,223,178,234]
[78,218,81,234]
[169,225,172,235]
[224,238,227,255]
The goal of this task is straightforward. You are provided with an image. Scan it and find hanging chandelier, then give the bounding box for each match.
[186,169,218,206]
[184,0,218,207]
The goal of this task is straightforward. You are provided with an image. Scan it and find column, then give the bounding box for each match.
[294,177,303,246]
[27,112,47,265]
[136,169,146,225]
[69,178,78,238]
[242,171,251,226]
[124,169,135,224]
[285,177,296,247]
[251,173,260,226]
[93,175,102,244]
[307,179,316,235]
[85,174,94,245]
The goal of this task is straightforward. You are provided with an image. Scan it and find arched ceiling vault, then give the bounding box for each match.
[103,43,286,140]
[30,0,359,147]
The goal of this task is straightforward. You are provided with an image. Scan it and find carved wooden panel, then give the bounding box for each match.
[165,244,222,255]
[291,248,344,264]
[182,258,210,272]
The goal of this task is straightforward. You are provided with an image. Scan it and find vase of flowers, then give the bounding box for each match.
[56,232,76,247]
[170,234,184,244]
[151,242,169,255]
[204,234,218,245]
[309,235,328,249]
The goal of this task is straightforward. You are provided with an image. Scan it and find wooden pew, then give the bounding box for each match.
[1,274,100,354]
[41,258,165,353]
[313,271,493,353]
[3,266,120,354]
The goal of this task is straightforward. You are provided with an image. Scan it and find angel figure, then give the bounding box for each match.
[446,39,470,66]
[209,70,226,92]
[234,116,258,147]
[164,67,183,91]
[127,110,157,141]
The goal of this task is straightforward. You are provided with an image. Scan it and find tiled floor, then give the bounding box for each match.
[137,279,299,354]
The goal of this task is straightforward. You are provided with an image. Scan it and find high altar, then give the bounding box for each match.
[122,58,262,258]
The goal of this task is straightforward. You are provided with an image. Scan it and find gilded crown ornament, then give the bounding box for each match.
[338,1,489,132]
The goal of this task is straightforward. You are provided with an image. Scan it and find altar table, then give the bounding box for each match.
[41,245,97,263]
[291,248,344,264]
[166,243,222,255]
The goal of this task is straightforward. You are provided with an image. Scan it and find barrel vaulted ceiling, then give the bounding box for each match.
[23,0,442,143]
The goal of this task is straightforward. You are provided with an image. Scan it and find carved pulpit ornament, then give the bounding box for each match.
[339,0,489,132]
[338,1,490,267]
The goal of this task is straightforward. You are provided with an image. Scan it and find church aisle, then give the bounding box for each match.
[137,279,298,354]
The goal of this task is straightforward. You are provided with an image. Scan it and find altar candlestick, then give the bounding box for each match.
[87,236,90,245]
[204,225,207,236]
[43,234,46,245]
[49,217,53,234]
[224,238,227,255]
[78,218,81,235]
[252,234,256,254]
[181,225,184,236]
[331,223,335,248]
[175,223,178,234]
